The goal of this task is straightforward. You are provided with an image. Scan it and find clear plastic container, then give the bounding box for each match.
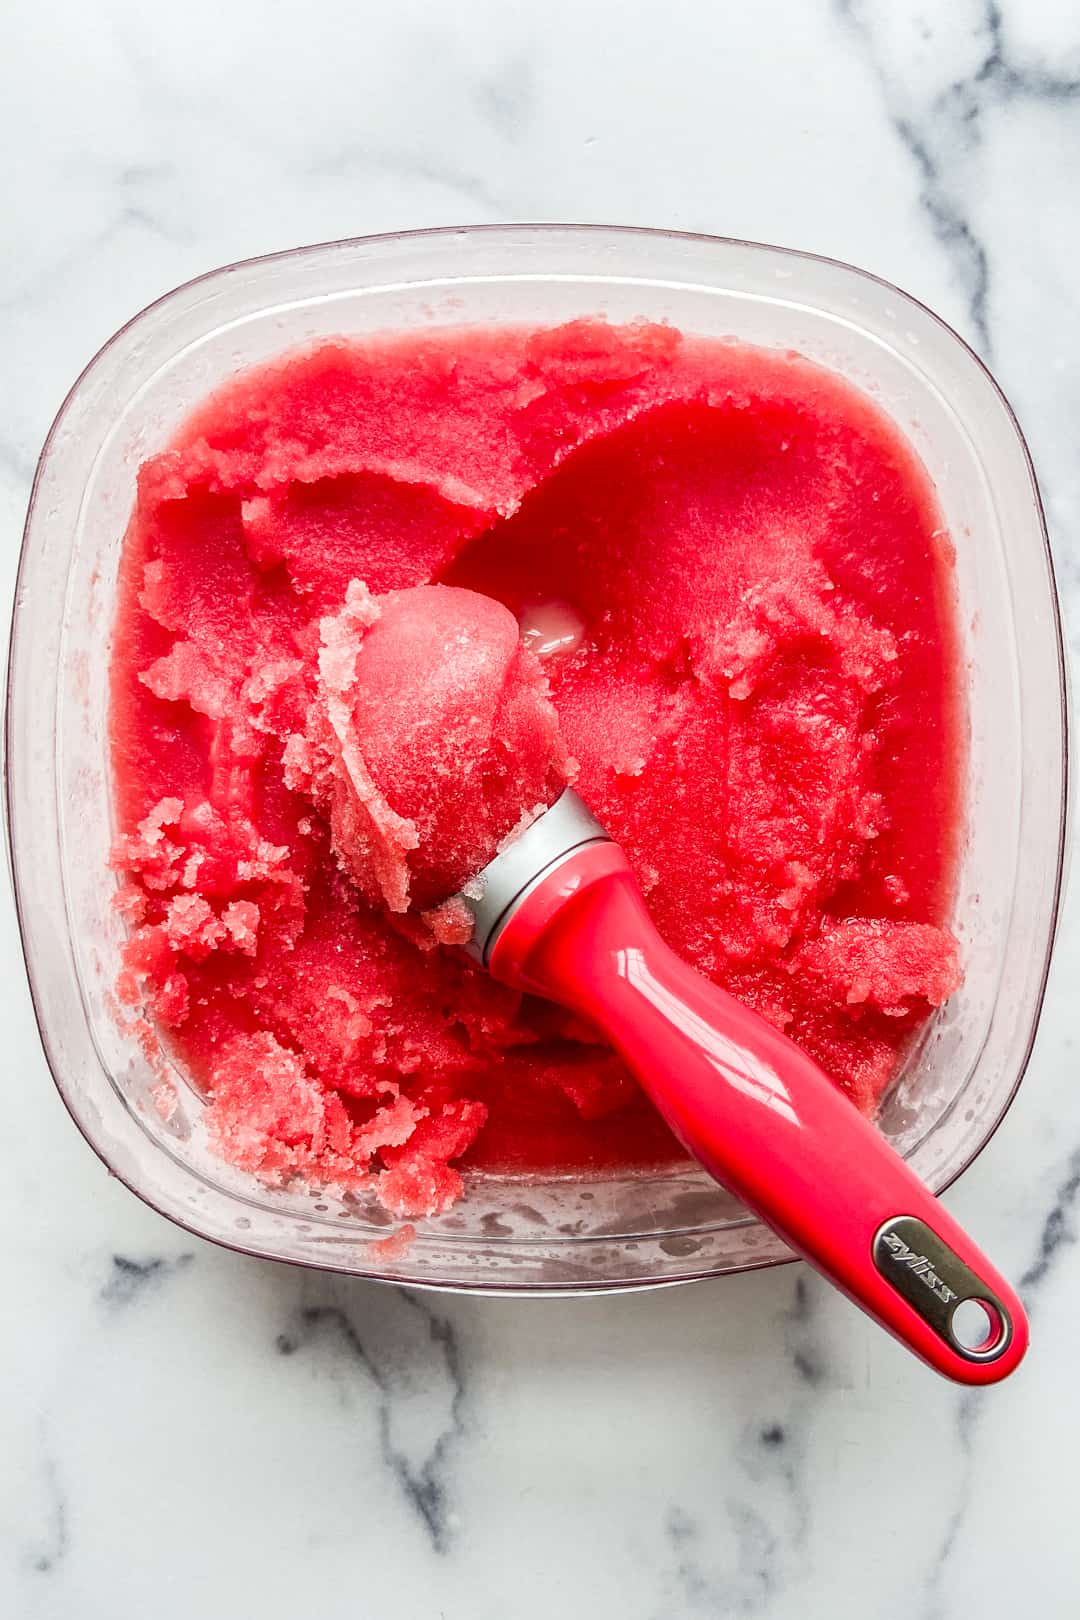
[6,225,1068,1292]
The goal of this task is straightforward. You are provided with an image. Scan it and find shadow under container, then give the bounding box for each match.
[6,225,1069,1291]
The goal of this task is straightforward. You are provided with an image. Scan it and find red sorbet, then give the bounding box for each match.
[109,319,962,1217]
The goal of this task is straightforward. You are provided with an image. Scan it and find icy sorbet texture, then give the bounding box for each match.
[109,320,962,1217]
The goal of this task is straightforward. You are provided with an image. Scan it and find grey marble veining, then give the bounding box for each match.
[840,0,1080,357]
[2,2,1078,1617]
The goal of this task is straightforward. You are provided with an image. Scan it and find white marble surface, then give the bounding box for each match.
[3,2,1079,1615]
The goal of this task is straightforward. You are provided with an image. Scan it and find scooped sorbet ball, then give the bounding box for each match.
[286,581,573,916]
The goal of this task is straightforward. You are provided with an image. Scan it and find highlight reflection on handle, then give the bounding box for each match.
[617,945,800,1127]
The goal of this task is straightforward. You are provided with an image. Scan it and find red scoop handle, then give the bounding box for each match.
[489,843,1028,1383]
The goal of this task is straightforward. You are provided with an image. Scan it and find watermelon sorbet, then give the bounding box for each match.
[108,319,963,1219]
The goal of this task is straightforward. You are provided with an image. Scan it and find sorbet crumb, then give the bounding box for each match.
[365,1224,417,1262]
[152,1080,179,1123]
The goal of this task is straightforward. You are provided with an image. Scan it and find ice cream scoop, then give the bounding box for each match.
[457,789,1028,1384]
